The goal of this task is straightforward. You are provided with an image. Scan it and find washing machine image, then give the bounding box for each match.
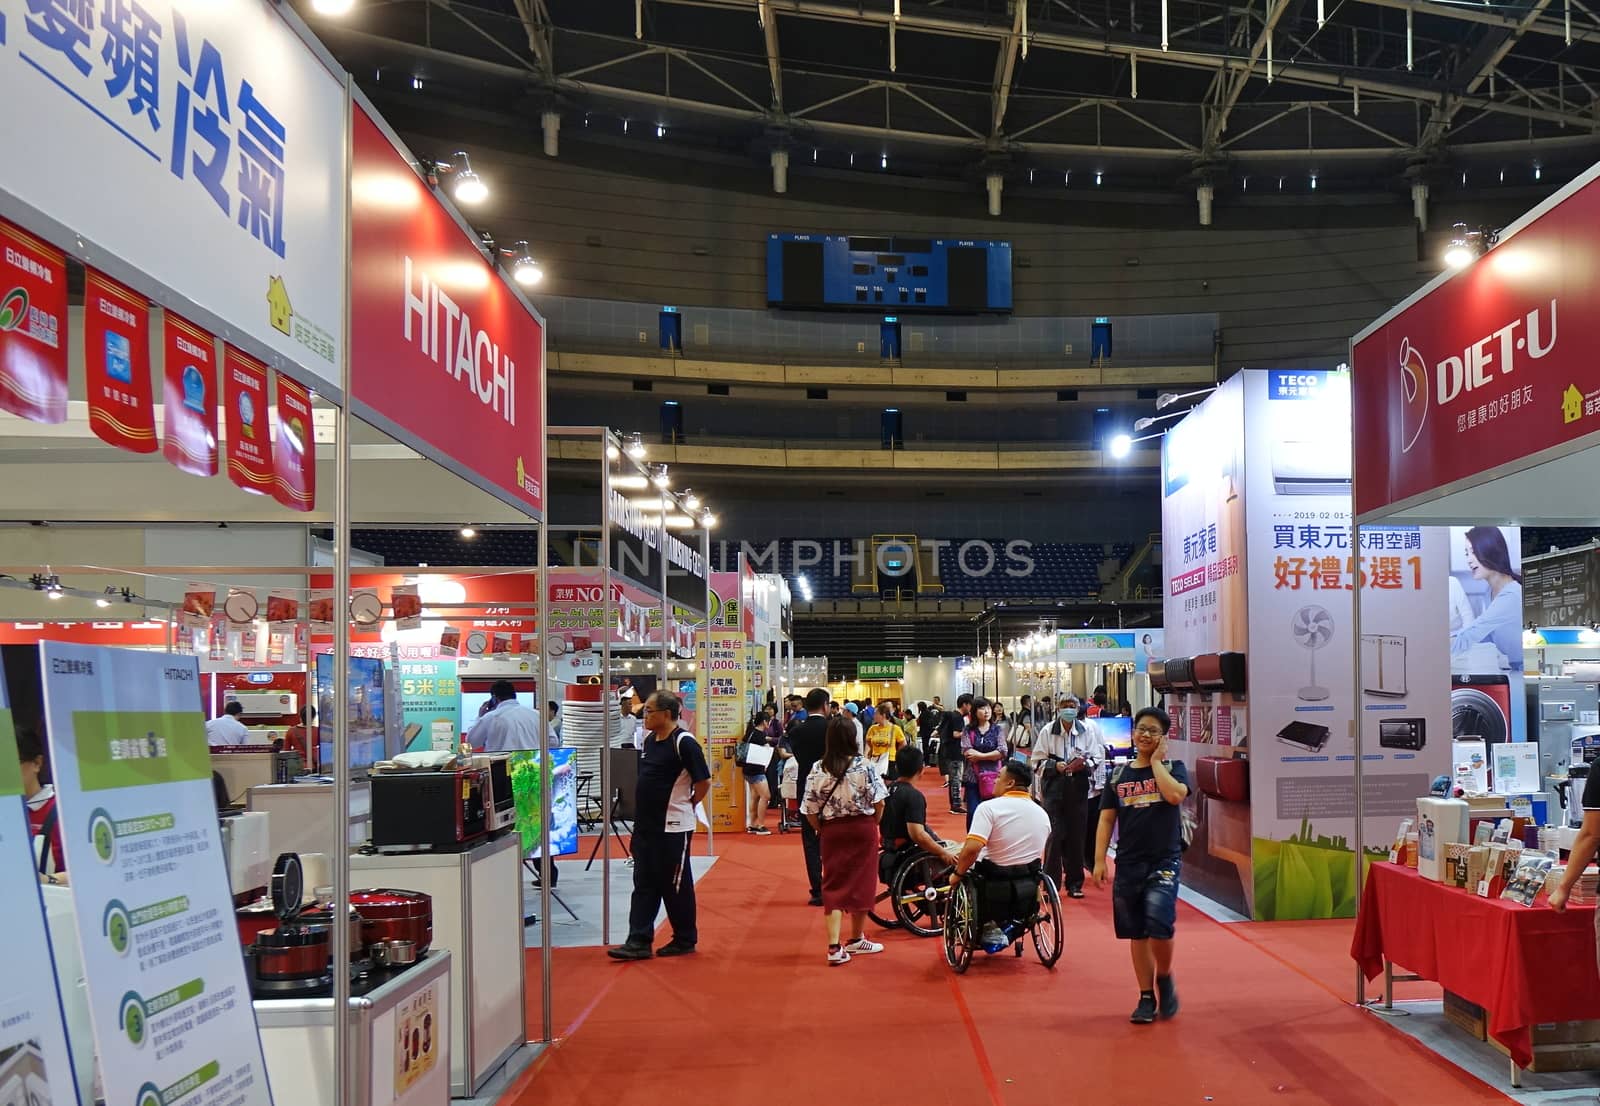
[1452,674,1512,746]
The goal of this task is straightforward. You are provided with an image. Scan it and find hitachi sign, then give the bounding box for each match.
[1434,300,1557,405]
[402,256,518,425]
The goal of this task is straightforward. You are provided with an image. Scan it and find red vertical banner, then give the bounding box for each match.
[271,371,315,512]
[222,345,274,495]
[0,219,67,424]
[84,269,157,453]
[162,313,219,477]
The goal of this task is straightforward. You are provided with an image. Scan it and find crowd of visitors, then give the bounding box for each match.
[604,682,1187,1022]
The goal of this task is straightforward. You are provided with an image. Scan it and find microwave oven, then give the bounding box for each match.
[369,768,489,851]
[474,755,516,833]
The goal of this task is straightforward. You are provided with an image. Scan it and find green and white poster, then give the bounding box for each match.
[0,670,82,1106]
[40,643,274,1106]
[398,659,462,752]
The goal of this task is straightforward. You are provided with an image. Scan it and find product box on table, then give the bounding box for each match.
[1445,843,1472,888]
[1443,991,1487,1041]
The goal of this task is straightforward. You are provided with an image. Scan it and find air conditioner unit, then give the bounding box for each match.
[226,691,298,717]
[1271,437,1351,495]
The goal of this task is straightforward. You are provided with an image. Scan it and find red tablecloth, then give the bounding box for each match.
[1352,862,1600,1068]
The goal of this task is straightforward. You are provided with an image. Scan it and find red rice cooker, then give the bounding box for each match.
[253,924,331,981]
[350,889,433,955]
[297,901,366,960]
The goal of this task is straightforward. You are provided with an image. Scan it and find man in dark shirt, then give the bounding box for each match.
[881,748,955,868]
[788,687,831,905]
[1093,706,1190,1024]
[937,694,972,814]
[608,690,711,960]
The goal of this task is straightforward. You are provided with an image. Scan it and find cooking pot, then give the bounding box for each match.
[350,889,433,955]
[296,902,366,960]
[252,924,331,981]
[235,899,280,948]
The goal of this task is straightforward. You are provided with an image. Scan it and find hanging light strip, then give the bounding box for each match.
[1406,8,1414,71]
[1161,0,1169,50]
[1131,52,1138,98]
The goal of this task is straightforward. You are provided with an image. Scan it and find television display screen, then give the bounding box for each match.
[316,654,387,772]
[1096,715,1133,758]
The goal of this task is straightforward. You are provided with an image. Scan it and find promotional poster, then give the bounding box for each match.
[1449,524,1527,749]
[38,643,273,1106]
[0,666,82,1106]
[701,630,748,833]
[1158,376,1251,914]
[1241,370,1450,920]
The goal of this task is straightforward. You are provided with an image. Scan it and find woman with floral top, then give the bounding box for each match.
[802,714,888,965]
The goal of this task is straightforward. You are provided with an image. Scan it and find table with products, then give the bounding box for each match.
[1352,861,1600,1081]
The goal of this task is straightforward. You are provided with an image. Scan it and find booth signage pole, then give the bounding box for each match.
[333,74,355,1106]
[1349,351,1368,1009]
[659,512,670,684]
[600,434,614,945]
[702,525,713,857]
[537,474,553,1040]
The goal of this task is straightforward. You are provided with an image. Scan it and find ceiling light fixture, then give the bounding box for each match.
[626,432,647,459]
[681,489,701,511]
[501,240,544,287]
[651,463,670,489]
[448,152,486,204]
[1444,222,1498,269]
[460,527,477,539]
[700,510,717,529]
[1156,386,1217,410]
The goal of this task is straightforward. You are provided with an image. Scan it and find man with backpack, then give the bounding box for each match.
[1031,694,1099,899]
[1093,706,1189,1025]
[608,690,711,960]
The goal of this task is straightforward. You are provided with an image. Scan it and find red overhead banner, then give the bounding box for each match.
[1352,173,1600,517]
[85,269,157,454]
[223,345,274,496]
[350,106,546,518]
[271,372,316,512]
[162,313,220,477]
[0,219,67,424]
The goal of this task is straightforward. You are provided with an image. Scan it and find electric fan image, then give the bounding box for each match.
[1291,605,1335,701]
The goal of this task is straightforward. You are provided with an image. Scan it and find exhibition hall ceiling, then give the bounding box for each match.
[296,0,1600,194]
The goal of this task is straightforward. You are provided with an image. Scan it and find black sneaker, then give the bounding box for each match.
[606,941,652,961]
[1158,975,1180,1019]
[656,940,697,958]
[808,894,824,907]
[1130,993,1158,1024]
[1067,888,1086,899]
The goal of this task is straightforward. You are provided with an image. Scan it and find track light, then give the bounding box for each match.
[501,240,543,287]
[449,152,487,204]
[626,432,647,459]
[681,489,701,511]
[1444,223,1498,269]
[1156,387,1217,410]
[700,510,717,529]
[651,464,670,489]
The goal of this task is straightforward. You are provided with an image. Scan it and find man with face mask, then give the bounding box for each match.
[1030,694,1100,898]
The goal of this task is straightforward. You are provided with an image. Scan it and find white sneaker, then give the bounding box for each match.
[843,938,884,955]
[827,946,852,966]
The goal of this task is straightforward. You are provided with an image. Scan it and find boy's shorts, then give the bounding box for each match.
[1111,857,1181,940]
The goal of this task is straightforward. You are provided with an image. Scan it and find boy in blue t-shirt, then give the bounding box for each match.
[1094,706,1190,1025]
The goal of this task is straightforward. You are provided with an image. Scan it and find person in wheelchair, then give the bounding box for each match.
[947,759,1051,950]
[880,748,957,883]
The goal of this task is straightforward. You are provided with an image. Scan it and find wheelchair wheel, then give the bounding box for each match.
[943,880,976,974]
[1031,875,1064,969]
[868,886,900,929]
[892,855,949,938]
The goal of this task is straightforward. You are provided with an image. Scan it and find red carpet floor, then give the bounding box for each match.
[506,772,1507,1106]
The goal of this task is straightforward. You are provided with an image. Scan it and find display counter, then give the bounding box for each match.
[256,950,451,1106]
[212,748,280,805]
[352,834,525,1097]
[1352,862,1600,1082]
[249,780,372,859]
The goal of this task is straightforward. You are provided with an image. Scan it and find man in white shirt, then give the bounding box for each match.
[844,702,865,752]
[1031,695,1102,898]
[949,760,1051,948]
[470,681,548,753]
[204,701,253,745]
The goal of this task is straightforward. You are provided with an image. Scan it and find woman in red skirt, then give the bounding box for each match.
[802,714,889,965]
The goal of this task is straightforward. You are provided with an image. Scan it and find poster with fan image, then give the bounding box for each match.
[1242,369,1449,920]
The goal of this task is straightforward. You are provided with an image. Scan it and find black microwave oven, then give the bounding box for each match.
[370,768,489,851]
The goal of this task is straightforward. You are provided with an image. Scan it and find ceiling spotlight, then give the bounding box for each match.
[1443,222,1497,269]
[1108,433,1133,459]
[448,152,487,205]
[651,464,670,489]
[460,527,477,539]
[681,488,701,511]
[626,432,647,459]
[1133,417,1155,432]
[311,0,354,14]
[501,240,543,287]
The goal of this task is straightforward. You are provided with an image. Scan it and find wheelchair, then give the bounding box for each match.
[941,862,1064,974]
[868,846,954,938]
